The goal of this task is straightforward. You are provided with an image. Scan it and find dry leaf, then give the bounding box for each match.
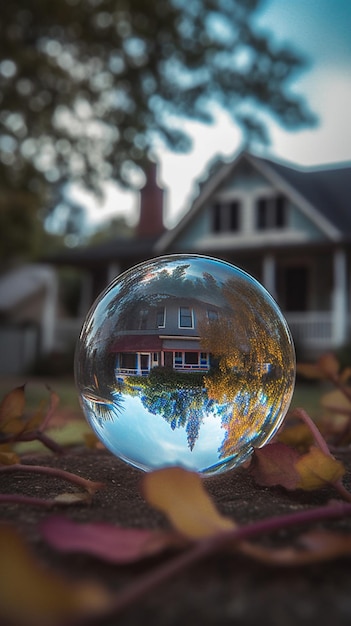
[142,466,234,539]
[40,516,185,563]
[0,385,25,425]
[0,524,111,626]
[317,353,339,378]
[320,388,351,414]
[296,363,325,379]
[299,529,351,560]
[278,423,314,449]
[53,492,92,505]
[0,449,20,465]
[296,446,345,490]
[251,443,300,490]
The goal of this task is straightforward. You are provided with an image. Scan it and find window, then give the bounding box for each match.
[174,351,182,366]
[173,351,210,369]
[212,201,240,233]
[184,352,198,365]
[138,309,148,330]
[207,309,218,321]
[200,352,209,367]
[256,195,287,230]
[179,306,194,328]
[156,307,165,328]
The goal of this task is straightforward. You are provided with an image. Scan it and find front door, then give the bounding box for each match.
[139,353,150,374]
[281,266,309,311]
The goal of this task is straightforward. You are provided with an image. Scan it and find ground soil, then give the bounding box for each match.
[2,443,351,626]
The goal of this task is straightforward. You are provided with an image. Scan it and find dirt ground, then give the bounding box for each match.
[2,445,351,626]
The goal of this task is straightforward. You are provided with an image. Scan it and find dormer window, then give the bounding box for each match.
[212,201,240,233]
[256,195,286,230]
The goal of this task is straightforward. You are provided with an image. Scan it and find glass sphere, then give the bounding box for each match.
[75,254,295,475]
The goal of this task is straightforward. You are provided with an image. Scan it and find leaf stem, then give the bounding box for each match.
[0,463,104,495]
[0,494,79,508]
[19,430,65,454]
[293,407,331,456]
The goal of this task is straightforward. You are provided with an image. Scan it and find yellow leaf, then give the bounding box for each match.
[22,401,47,433]
[0,450,20,465]
[0,386,28,436]
[278,423,314,448]
[142,467,235,539]
[0,385,25,425]
[295,447,345,491]
[0,525,111,626]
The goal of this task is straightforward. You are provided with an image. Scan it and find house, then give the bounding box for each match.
[51,150,351,359]
[0,264,58,374]
[112,296,216,377]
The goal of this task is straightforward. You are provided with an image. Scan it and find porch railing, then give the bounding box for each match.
[284,312,333,350]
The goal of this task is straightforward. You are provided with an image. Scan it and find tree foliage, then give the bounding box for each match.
[0,0,315,258]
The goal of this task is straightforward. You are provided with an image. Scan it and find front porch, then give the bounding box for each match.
[54,310,349,366]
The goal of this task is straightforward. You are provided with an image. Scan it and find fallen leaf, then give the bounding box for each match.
[251,443,300,490]
[278,423,314,449]
[320,388,351,414]
[40,516,185,563]
[340,367,351,384]
[296,446,345,490]
[299,529,351,560]
[53,492,92,505]
[317,353,339,378]
[142,466,235,539]
[296,363,325,379]
[22,402,47,433]
[0,524,112,626]
[239,529,351,567]
[0,449,20,465]
[0,385,25,425]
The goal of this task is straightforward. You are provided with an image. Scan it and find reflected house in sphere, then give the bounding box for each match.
[111,298,218,377]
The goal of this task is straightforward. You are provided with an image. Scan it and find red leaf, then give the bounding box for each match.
[251,443,300,490]
[40,516,184,563]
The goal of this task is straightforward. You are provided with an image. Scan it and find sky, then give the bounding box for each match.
[70,0,351,232]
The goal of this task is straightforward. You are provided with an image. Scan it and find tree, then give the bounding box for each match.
[0,0,315,259]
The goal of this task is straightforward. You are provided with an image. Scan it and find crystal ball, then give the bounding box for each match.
[75,254,295,475]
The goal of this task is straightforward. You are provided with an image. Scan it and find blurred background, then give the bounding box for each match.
[0,0,350,379]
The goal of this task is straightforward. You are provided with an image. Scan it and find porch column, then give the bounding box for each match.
[332,248,348,347]
[78,272,93,317]
[107,262,121,284]
[262,254,277,300]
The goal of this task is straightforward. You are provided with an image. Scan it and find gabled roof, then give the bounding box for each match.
[155,151,351,252]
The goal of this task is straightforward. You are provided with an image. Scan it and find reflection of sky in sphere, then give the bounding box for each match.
[88,394,226,473]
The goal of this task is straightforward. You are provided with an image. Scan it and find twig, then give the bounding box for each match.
[293,407,331,456]
[0,494,89,508]
[0,463,104,495]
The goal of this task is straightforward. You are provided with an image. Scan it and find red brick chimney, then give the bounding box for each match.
[137,161,165,238]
